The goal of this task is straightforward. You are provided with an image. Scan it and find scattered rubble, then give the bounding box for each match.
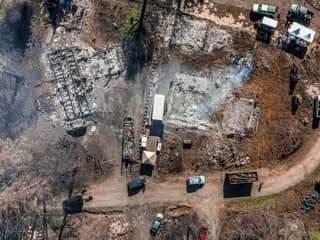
[200,140,250,169]
[165,54,254,130]
[158,133,183,174]
[48,48,96,131]
[76,45,126,82]
[47,44,125,131]
[170,14,232,54]
[222,97,260,137]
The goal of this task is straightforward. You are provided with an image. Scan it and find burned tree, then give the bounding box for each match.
[123,0,149,79]
[289,64,300,94]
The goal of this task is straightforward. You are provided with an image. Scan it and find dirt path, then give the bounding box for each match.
[86,174,224,239]
[87,133,320,207]
[252,134,320,196]
[85,132,320,239]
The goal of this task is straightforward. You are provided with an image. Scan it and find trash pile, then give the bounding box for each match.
[201,141,250,169]
[222,97,260,137]
[158,133,183,173]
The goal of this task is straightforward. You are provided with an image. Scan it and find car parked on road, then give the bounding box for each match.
[186,176,206,193]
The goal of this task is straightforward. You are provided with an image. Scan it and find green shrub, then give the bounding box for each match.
[121,7,139,39]
[311,231,320,240]
[0,1,5,17]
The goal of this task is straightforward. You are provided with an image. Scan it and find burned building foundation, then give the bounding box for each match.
[48,47,96,134]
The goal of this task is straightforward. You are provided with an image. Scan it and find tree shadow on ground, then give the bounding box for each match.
[123,33,146,80]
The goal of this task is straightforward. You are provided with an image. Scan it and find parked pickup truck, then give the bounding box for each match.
[252,3,278,18]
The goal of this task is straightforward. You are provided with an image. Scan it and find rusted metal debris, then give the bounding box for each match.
[225,171,258,184]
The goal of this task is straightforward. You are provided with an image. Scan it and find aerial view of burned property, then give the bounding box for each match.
[2,0,320,239]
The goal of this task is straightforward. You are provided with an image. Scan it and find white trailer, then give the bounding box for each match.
[152,94,165,121]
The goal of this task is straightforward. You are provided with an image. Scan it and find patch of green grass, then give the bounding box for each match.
[0,1,5,17]
[231,187,299,211]
[121,7,139,39]
[310,231,320,240]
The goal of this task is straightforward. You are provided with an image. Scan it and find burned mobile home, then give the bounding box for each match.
[48,47,96,134]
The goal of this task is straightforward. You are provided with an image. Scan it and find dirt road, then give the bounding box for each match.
[87,133,320,207]
[86,174,224,239]
[252,134,320,196]
[86,175,224,208]
[85,132,320,239]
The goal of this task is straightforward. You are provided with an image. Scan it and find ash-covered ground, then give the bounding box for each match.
[161,54,254,130]
[0,0,43,139]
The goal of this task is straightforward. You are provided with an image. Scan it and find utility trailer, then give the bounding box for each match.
[122,117,135,162]
[287,4,314,25]
[224,171,258,198]
[225,171,258,184]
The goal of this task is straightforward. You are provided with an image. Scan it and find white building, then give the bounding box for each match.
[288,22,316,44]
